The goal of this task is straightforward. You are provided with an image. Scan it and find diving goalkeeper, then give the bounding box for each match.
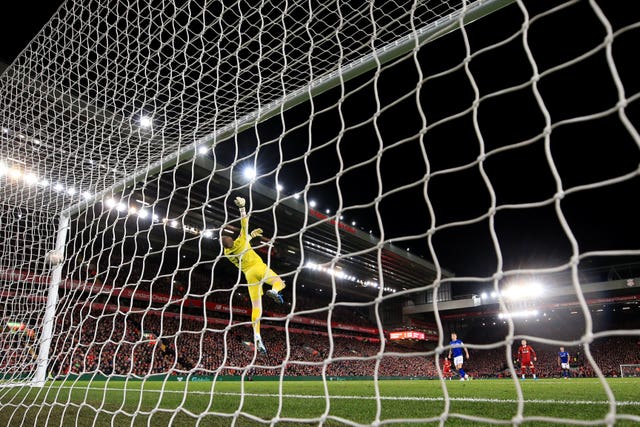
[221,196,286,354]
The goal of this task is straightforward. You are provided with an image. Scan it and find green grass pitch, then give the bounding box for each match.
[1,378,639,426]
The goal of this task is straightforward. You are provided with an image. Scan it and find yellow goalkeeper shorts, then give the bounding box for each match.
[244,263,279,301]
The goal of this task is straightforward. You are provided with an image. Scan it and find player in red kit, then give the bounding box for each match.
[443,357,452,380]
[517,339,537,380]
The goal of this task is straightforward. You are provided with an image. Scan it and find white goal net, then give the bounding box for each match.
[1,0,639,425]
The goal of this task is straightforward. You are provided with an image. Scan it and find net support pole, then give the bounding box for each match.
[32,213,70,387]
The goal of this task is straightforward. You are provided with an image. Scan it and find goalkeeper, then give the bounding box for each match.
[221,196,286,354]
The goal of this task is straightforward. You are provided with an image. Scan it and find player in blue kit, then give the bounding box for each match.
[558,346,571,379]
[448,332,470,381]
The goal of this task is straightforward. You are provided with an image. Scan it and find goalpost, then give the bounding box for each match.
[620,365,640,378]
[1,0,639,425]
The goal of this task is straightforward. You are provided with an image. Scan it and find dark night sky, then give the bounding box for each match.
[2,0,639,290]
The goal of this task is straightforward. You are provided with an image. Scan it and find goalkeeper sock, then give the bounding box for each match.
[251,306,262,336]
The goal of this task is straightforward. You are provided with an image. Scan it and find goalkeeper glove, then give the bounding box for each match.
[234,196,246,216]
[250,228,263,239]
[234,197,246,208]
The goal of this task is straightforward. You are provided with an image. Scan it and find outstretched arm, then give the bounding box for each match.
[234,196,247,218]
[234,196,249,239]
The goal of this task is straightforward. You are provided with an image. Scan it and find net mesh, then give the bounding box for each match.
[1,0,639,425]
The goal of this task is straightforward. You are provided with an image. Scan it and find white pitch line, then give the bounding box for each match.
[214,393,640,407]
[55,386,640,406]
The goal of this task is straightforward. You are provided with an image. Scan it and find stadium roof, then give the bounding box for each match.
[66,153,451,299]
[0,0,505,214]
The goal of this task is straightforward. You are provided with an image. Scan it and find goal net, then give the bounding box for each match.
[1,0,639,425]
[620,364,640,378]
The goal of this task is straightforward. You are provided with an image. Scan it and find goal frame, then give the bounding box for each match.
[31,214,69,387]
[620,364,640,378]
[29,0,513,393]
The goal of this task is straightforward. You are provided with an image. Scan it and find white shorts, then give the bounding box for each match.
[453,356,464,367]
[561,362,570,370]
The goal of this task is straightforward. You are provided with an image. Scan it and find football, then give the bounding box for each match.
[44,249,63,266]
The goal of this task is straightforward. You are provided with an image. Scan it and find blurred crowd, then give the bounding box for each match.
[2,258,638,380]
[34,308,638,379]
[46,311,437,378]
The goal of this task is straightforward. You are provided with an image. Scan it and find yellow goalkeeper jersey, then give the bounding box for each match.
[224,216,264,272]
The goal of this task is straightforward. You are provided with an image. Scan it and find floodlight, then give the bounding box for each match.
[242,166,256,180]
[24,173,38,185]
[139,115,152,128]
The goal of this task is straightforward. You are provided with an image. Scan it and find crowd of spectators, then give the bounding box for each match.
[3,257,637,381]
[47,310,437,378]
[41,305,640,380]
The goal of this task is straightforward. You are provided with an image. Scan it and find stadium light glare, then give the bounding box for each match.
[481,292,488,299]
[501,280,545,301]
[24,173,38,185]
[9,168,22,180]
[276,184,284,191]
[116,203,127,212]
[139,115,152,128]
[0,161,7,176]
[198,146,208,155]
[82,191,93,200]
[242,166,256,180]
[66,187,76,196]
[498,309,539,319]
[104,198,116,209]
[139,209,150,218]
[53,183,64,192]
[309,200,317,208]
